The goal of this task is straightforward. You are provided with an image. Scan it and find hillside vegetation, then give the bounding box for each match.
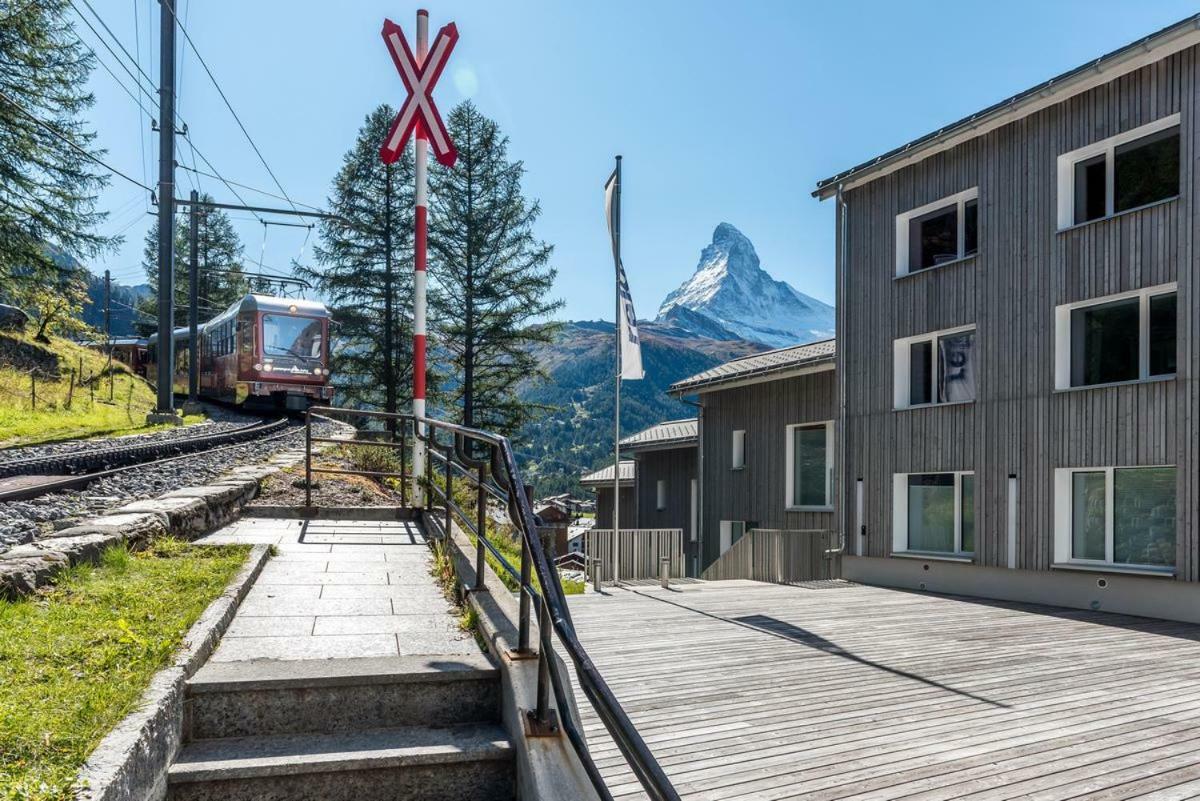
[0,332,167,447]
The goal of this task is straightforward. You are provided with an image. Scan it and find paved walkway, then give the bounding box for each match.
[197,517,477,662]
[570,579,1200,800]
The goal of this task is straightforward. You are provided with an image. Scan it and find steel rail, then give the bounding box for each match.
[0,424,298,504]
[0,418,289,479]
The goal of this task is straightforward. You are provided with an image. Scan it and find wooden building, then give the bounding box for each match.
[670,341,837,573]
[579,461,635,529]
[813,15,1200,621]
[619,418,698,569]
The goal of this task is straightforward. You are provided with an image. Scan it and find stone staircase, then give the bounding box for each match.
[167,654,515,801]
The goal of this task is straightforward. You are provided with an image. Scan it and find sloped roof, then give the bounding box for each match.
[579,460,636,487]
[619,418,698,451]
[813,14,1200,199]
[670,339,835,394]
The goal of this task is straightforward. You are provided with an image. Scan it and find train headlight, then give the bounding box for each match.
[253,363,263,371]
[313,367,322,375]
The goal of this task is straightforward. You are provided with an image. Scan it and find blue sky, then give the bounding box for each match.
[84,0,1199,320]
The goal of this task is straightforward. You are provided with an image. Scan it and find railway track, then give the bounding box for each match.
[0,418,293,504]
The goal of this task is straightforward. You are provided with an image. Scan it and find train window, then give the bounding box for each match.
[262,315,324,360]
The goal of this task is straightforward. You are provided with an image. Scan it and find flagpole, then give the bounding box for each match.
[612,155,622,585]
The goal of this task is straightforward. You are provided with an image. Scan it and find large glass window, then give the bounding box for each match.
[1060,118,1180,228]
[897,328,976,408]
[262,315,324,361]
[902,472,974,555]
[896,189,979,276]
[1064,467,1176,568]
[789,423,831,509]
[1061,287,1176,389]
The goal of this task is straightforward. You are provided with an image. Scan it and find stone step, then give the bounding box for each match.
[167,723,514,801]
[186,654,500,740]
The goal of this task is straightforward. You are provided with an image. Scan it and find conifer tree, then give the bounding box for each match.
[296,106,416,413]
[0,0,114,298]
[428,101,561,433]
[135,196,248,332]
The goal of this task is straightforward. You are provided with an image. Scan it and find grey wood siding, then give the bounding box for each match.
[594,486,636,529]
[633,447,696,536]
[700,370,837,568]
[838,47,1198,581]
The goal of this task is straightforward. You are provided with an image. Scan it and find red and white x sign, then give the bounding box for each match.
[379,18,458,167]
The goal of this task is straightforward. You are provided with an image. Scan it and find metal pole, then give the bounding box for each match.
[187,189,199,407]
[660,556,670,589]
[153,0,176,418]
[475,463,486,591]
[104,269,113,401]
[411,8,430,506]
[612,155,622,585]
[305,408,312,507]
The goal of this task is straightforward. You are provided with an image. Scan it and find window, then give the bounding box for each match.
[656,479,667,511]
[894,326,976,408]
[1054,284,1177,389]
[786,421,834,509]
[895,188,979,276]
[1057,114,1180,228]
[1055,466,1176,569]
[892,472,975,556]
[731,430,745,470]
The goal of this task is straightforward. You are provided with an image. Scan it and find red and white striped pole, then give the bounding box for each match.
[412,8,429,506]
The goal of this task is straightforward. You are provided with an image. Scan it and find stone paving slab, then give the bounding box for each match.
[197,517,477,664]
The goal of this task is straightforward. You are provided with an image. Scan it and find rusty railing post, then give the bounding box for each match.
[475,463,487,591]
[444,445,452,539]
[424,431,433,511]
[399,418,408,508]
[304,407,313,507]
[535,598,552,724]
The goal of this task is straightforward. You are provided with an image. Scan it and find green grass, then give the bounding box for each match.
[0,540,250,801]
[0,333,203,448]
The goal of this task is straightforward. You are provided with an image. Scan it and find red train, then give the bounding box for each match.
[146,294,334,410]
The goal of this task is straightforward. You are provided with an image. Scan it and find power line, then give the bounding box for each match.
[132,0,150,203]
[174,163,324,212]
[164,3,300,213]
[74,0,158,92]
[183,139,265,225]
[0,89,154,192]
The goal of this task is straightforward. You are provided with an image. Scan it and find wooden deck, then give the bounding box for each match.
[568,579,1200,800]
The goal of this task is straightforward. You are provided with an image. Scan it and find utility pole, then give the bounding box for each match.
[185,188,200,413]
[104,269,113,402]
[151,0,179,424]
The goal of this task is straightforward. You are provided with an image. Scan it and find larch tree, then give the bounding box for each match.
[135,196,248,332]
[0,0,114,304]
[428,101,561,433]
[296,105,417,414]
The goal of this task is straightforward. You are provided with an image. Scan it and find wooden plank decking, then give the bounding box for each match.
[568,580,1200,800]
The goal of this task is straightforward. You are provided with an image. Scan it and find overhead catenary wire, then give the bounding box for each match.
[163,2,300,213]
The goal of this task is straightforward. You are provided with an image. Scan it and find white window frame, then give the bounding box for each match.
[895,187,979,276]
[785,420,834,511]
[893,324,977,409]
[719,520,745,556]
[656,479,667,511]
[1055,113,1181,230]
[1053,465,1176,570]
[1053,282,1177,390]
[892,471,975,557]
[731,429,746,470]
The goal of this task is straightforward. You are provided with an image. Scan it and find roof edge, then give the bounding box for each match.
[812,14,1200,199]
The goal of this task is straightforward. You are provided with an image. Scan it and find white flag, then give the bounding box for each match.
[605,169,644,380]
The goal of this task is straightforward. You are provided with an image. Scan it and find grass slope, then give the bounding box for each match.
[0,540,250,801]
[0,333,192,447]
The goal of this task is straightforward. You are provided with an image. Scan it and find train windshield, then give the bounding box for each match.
[262,315,324,361]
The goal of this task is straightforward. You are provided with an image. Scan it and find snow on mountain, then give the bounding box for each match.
[655,222,834,348]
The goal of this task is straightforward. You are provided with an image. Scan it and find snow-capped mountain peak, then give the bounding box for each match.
[655,223,834,348]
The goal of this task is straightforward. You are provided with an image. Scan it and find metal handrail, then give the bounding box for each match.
[303,406,680,801]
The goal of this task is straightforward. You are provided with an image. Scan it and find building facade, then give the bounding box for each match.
[670,341,837,572]
[814,17,1200,620]
[579,461,636,529]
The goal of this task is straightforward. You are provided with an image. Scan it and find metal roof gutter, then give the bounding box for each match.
[812,14,1200,200]
[669,357,834,396]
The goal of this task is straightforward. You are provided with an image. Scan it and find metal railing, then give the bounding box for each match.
[303,407,680,801]
[702,528,842,583]
[584,529,684,583]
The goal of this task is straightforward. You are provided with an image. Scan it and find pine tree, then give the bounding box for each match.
[428,101,561,433]
[0,0,115,298]
[296,106,416,413]
[135,196,248,333]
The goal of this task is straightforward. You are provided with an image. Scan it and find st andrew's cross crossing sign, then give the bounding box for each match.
[379,17,458,167]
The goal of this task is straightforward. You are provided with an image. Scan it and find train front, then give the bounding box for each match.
[240,297,334,411]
